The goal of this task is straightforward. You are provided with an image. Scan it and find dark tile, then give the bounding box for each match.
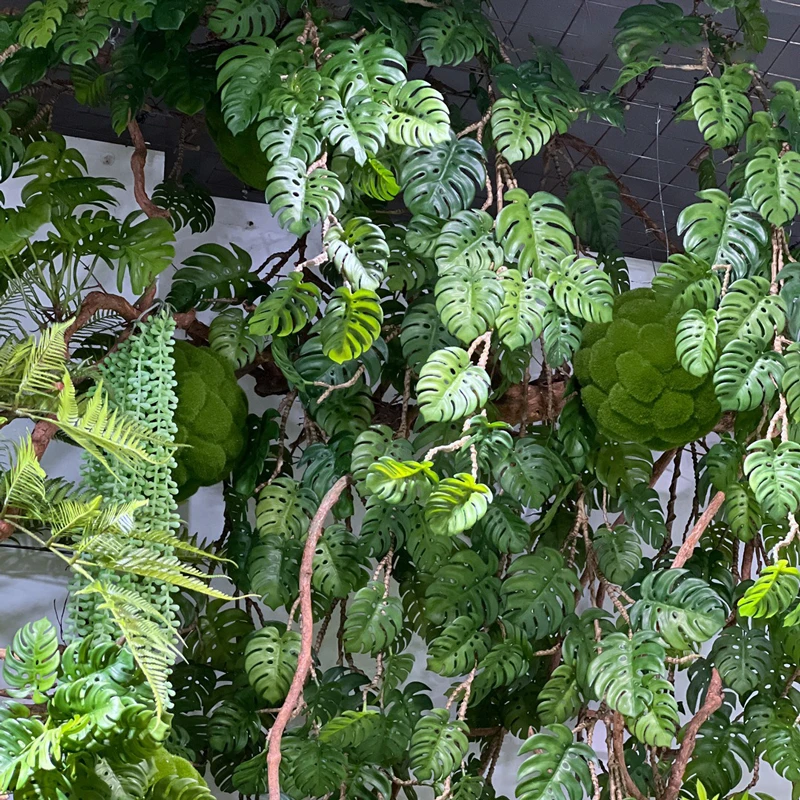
[769,42,800,78]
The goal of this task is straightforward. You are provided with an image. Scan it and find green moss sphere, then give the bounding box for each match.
[573,288,720,450]
[172,340,248,501]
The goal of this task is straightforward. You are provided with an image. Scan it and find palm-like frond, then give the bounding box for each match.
[0,435,46,516]
[12,321,69,404]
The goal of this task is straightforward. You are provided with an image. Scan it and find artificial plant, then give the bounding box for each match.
[2,0,800,799]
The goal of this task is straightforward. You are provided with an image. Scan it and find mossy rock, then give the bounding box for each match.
[574,288,720,450]
[173,340,248,501]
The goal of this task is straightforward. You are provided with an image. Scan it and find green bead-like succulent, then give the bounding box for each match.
[574,288,720,450]
[172,340,248,501]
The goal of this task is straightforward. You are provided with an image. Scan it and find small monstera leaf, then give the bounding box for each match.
[713,339,784,411]
[652,252,720,312]
[587,631,666,717]
[409,709,469,781]
[400,300,458,372]
[247,535,301,609]
[312,524,366,599]
[243,625,301,705]
[434,209,504,273]
[516,725,595,800]
[565,166,622,254]
[385,79,451,147]
[745,439,800,520]
[257,113,320,164]
[265,157,344,236]
[209,307,265,369]
[691,65,752,149]
[546,255,614,324]
[114,213,175,295]
[208,0,280,41]
[52,11,111,65]
[315,91,387,166]
[17,0,68,48]
[365,457,438,505]
[399,136,485,219]
[676,308,718,377]
[249,273,320,337]
[321,33,406,101]
[613,1,703,63]
[350,425,414,489]
[152,177,215,234]
[318,711,382,749]
[255,477,317,539]
[631,569,726,650]
[424,473,493,536]
[417,347,491,423]
[2,618,60,703]
[319,287,383,364]
[738,561,800,618]
[710,624,772,696]
[496,270,549,351]
[716,277,786,349]
[593,524,642,586]
[343,581,403,656]
[496,438,571,509]
[427,616,491,677]
[783,342,800,422]
[324,217,389,291]
[491,97,555,163]
[745,147,800,227]
[537,663,582,725]
[496,189,575,277]
[435,266,504,344]
[418,5,486,66]
[631,676,679,747]
[676,190,768,280]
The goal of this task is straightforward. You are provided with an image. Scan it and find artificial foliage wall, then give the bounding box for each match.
[2,1,800,800]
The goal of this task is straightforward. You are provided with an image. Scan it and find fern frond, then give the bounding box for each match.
[0,435,46,516]
[13,321,70,404]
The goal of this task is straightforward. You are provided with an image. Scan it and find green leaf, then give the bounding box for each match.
[593,524,642,586]
[113,213,175,295]
[151,176,215,234]
[209,307,265,369]
[713,339,784,411]
[386,79,451,147]
[256,112,320,164]
[772,80,800,151]
[52,11,110,65]
[745,439,800,519]
[289,738,348,797]
[496,437,571,509]
[249,273,320,337]
[496,189,575,278]
[352,156,401,201]
[516,724,595,800]
[316,91,387,166]
[676,308,718,377]
[496,269,549,351]
[587,631,666,717]
[350,425,414,491]
[409,709,469,781]
[613,1,703,63]
[266,156,344,236]
[343,581,403,655]
[434,209,503,273]
[418,5,486,66]
[652,252,720,312]
[17,0,67,48]
[312,524,367,598]
[631,676,679,747]
[425,549,500,626]
[691,65,752,149]
[417,347,491,423]
[247,534,301,610]
[243,625,301,705]
[209,696,262,754]
[565,166,621,253]
[738,560,800,618]
[717,276,786,348]
[710,624,772,696]
[427,616,491,677]
[319,287,383,364]
[2,619,59,703]
[255,477,317,539]
[783,342,800,422]
[723,481,762,542]
[676,189,768,281]
[399,136,485,219]
[321,33,406,101]
[435,265,503,344]
[736,0,769,53]
[325,217,389,291]
[611,57,661,93]
[538,663,582,725]
[745,147,800,227]
[491,97,555,164]
[365,457,438,505]
[547,255,614,323]
[319,710,382,748]
[424,473,493,536]
[208,0,279,40]
[631,569,726,650]
[541,304,582,365]
[401,300,458,372]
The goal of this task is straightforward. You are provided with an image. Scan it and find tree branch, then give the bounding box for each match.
[671,490,725,569]
[267,476,353,800]
[127,118,170,220]
[611,713,647,800]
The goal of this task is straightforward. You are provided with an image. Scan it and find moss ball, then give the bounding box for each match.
[575,288,720,450]
[172,340,248,501]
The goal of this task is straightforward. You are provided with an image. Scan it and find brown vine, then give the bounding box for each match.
[126,118,170,220]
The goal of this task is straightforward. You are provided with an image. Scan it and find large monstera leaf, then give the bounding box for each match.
[496,190,575,277]
[427,616,491,677]
[409,709,469,781]
[417,347,491,423]
[399,137,485,218]
[324,217,390,291]
[691,65,752,149]
[435,266,504,343]
[711,624,772,696]
[321,33,406,100]
[385,80,451,146]
[738,560,800,618]
[713,339,784,411]
[716,276,787,348]
[630,569,726,650]
[588,631,666,717]
[546,255,614,323]
[208,0,280,41]
[745,147,800,227]
[257,113,320,164]
[319,287,384,364]
[613,1,703,63]
[434,209,504,273]
[491,97,556,163]
[266,157,344,236]
[244,625,301,705]
[418,5,486,66]
[424,473,493,536]
[496,270,549,351]
[745,439,800,519]
[315,90,387,166]
[52,11,111,65]
[516,725,595,800]
[249,273,320,337]
[17,0,68,48]
[676,190,768,280]
[565,166,621,254]
[676,308,718,377]
[496,438,572,509]
[2,618,59,703]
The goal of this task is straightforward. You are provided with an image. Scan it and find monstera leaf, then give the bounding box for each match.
[257,113,320,164]
[783,342,800,422]
[710,624,772,696]
[713,339,784,411]
[565,166,621,254]
[399,136,485,218]
[676,190,768,280]
[343,582,403,656]
[266,157,344,236]
[738,561,800,618]
[208,0,280,40]
[52,11,111,65]
[209,307,265,369]
[312,524,367,599]
[434,209,504,273]
[244,625,301,705]
[537,663,582,725]
[400,300,458,372]
[417,347,491,423]
[691,65,752,149]
[424,473,493,536]
[492,97,556,163]
[152,177,215,234]
[385,79,451,146]
[2,618,59,703]
[613,1,703,63]
[496,190,575,277]
[435,266,504,344]
[676,308,718,377]
[255,477,317,539]
[113,213,175,295]
[425,549,501,626]
[17,0,68,48]
[631,676,679,747]
[745,439,800,519]
[631,569,726,650]
[365,458,438,505]
[249,273,320,337]
[321,33,406,101]
[516,725,595,800]
[319,287,383,364]
[496,438,571,509]
[315,91,387,165]
[427,616,491,677]
[542,304,582,365]
[593,524,642,586]
[546,255,614,323]
[325,217,389,291]
[409,709,469,781]
[496,270,549,351]
[418,5,486,66]
[745,147,800,227]
[716,276,786,348]
[247,534,301,609]
[652,252,720,312]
